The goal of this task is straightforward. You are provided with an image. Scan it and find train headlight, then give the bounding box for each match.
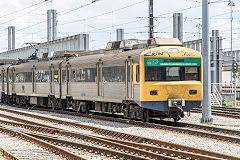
[189,90,197,95]
[150,90,158,95]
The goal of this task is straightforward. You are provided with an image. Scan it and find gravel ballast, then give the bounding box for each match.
[0,132,64,160]
[181,111,240,130]
[0,105,240,157]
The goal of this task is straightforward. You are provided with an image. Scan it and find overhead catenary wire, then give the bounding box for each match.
[0,0,49,20]
[2,0,147,44]
[2,0,240,51]
[0,1,51,26]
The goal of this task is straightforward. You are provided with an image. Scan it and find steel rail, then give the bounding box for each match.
[0,147,19,160]
[191,107,240,119]
[1,107,240,145]
[0,126,85,160]
[27,132,174,160]
[0,119,223,160]
[0,107,238,160]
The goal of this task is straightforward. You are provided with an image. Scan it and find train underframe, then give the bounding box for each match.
[1,92,184,122]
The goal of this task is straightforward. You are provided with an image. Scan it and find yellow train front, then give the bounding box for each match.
[138,46,202,121]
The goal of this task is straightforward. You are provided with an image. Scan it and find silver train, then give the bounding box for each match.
[0,38,203,121]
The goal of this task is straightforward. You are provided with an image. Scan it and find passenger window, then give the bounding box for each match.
[71,68,97,82]
[15,72,32,83]
[35,70,50,82]
[103,66,126,82]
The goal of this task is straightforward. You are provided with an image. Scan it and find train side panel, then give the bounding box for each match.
[103,82,125,100]
[70,82,98,99]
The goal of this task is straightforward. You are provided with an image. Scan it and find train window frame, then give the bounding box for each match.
[54,70,59,83]
[102,64,126,83]
[133,64,140,83]
[15,72,33,83]
[136,64,140,83]
[166,67,181,81]
[35,70,50,83]
[62,70,67,83]
[71,67,97,83]
[0,73,2,84]
[3,71,6,83]
[145,66,200,82]
[8,71,12,83]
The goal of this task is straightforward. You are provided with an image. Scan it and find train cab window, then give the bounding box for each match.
[136,65,140,82]
[145,66,200,81]
[166,67,181,81]
[185,67,199,81]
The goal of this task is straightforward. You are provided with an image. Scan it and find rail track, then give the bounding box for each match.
[2,104,240,145]
[191,106,240,118]
[0,105,238,160]
[0,147,18,160]
[0,126,84,160]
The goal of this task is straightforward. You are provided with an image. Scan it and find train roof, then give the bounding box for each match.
[68,48,145,67]
[141,46,202,58]
[11,59,63,72]
[0,38,203,71]
[0,64,12,70]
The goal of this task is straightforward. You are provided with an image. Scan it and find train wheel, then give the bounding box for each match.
[174,117,181,122]
[142,109,149,122]
[51,98,57,110]
[123,105,130,119]
[61,99,67,111]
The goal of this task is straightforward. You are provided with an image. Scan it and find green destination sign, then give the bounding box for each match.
[144,58,201,67]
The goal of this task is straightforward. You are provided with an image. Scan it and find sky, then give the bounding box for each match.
[0,0,240,52]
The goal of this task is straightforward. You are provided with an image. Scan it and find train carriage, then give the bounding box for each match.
[0,38,203,121]
[1,64,12,103]
[139,45,202,120]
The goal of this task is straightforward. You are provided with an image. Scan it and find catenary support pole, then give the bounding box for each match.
[201,0,213,123]
[228,0,237,107]
[149,0,153,39]
[212,30,217,92]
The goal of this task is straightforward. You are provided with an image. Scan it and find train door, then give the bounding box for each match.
[12,68,15,93]
[0,70,2,100]
[6,67,10,96]
[2,69,5,93]
[66,63,70,95]
[126,59,133,98]
[97,62,103,97]
[32,66,36,93]
[49,65,54,94]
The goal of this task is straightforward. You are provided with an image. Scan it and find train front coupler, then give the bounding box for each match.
[168,99,185,121]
